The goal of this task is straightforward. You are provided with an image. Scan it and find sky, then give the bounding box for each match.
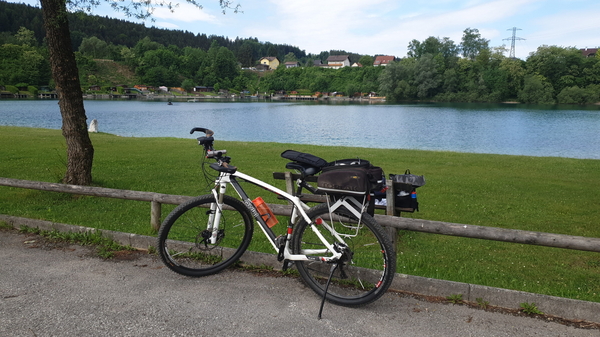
[9,0,600,60]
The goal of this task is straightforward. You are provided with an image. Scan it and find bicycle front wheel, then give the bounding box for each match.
[157,194,253,277]
[292,202,396,306]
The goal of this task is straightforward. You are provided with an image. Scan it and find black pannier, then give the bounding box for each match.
[317,158,384,195]
[392,183,419,212]
[387,170,426,212]
[388,169,425,187]
[317,168,370,195]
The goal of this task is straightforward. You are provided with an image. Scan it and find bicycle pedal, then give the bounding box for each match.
[281,259,292,271]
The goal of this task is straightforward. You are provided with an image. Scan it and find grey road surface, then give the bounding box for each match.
[1,229,597,337]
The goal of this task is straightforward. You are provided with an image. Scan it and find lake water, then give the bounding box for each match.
[1,99,599,159]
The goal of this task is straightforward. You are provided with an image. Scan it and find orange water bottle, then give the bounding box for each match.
[252,197,279,228]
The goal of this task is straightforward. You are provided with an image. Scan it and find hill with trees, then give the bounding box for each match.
[1,0,599,104]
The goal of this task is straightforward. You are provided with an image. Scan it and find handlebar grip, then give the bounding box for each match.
[190,127,214,137]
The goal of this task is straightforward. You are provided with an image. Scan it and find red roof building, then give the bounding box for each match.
[581,48,598,58]
[373,55,395,66]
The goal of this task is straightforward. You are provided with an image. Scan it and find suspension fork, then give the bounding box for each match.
[206,177,228,244]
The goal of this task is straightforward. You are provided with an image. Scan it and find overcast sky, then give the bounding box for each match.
[10,0,600,60]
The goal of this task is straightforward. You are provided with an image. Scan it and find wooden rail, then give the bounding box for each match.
[1,177,600,253]
[0,177,193,231]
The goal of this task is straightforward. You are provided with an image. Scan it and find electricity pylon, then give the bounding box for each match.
[503,27,525,58]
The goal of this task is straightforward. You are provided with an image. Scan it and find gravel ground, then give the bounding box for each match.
[1,228,598,337]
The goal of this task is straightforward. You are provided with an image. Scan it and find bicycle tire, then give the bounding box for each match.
[157,194,253,277]
[292,202,396,306]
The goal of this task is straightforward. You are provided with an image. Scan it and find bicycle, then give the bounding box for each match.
[157,127,396,312]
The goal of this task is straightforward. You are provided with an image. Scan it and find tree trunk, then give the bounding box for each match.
[40,0,94,185]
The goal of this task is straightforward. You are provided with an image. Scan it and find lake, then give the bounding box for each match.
[1,99,599,159]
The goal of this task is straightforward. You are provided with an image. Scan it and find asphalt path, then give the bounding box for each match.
[1,228,598,337]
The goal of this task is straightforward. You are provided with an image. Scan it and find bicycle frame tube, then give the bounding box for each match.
[212,170,343,262]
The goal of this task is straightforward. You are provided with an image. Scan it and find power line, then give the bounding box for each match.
[503,27,526,58]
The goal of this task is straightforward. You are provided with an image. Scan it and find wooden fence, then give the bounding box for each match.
[1,177,599,253]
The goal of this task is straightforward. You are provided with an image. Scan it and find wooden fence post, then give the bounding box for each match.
[151,201,161,231]
[284,172,295,204]
[384,179,398,249]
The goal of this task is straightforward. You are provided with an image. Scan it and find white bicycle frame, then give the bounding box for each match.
[207,169,350,263]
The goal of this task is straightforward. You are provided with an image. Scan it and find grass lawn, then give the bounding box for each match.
[1,126,599,302]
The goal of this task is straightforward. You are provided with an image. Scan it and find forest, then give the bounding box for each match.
[1,0,599,104]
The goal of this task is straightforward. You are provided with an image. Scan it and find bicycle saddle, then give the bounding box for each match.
[281,150,327,166]
[285,162,320,177]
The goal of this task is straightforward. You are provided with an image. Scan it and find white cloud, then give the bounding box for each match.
[240,0,544,57]
[149,2,220,24]
[154,21,180,29]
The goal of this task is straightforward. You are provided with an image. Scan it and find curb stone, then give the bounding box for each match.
[1,213,599,324]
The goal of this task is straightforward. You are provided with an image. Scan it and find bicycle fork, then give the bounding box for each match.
[203,181,228,245]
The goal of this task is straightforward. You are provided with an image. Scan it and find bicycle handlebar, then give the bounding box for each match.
[190,127,214,137]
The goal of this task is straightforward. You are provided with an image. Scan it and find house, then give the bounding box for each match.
[351,62,362,67]
[326,55,350,69]
[581,48,598,58]
[313,60,323,66]
[193,86,213,92]
[373,55,395,66]
[259,57,280,70]
[285,61,299,68]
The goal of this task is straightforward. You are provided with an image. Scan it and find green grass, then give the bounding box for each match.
[1,126,600,302]
[17,225,136,259]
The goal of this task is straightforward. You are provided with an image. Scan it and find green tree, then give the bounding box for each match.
[211,46,240,88]
[40,0,94,184]
[460,28,489,60]
[358,55,373,67]
[37,0,238,185]
[518,74,555,104]
[408,36,458,60]
[413,54,443,98]
[526,46,584,95]
[498,55,525,99]
[181,78,195,92]
[378,58,416,101]
[78,36,109,59]
[120,46,137,68]
[237,42,254,67]
[15,26,37,47]
[283,52,297,62]
[0,43,47,85]
[179,47,206,79]
[557,85,599,104]
[133,37,163,59]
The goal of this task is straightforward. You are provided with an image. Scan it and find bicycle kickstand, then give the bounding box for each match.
[317,263,339,320]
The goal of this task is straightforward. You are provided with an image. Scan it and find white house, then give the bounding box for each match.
[326,55,350,69]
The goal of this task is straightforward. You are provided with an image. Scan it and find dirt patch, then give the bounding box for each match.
[111,249,147,261]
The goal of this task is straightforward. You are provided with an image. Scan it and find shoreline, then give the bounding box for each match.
[3,94,600,106]
[1,125,599,161]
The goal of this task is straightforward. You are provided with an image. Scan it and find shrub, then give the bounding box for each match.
[559,85,599,104]
[5,85,18,94]
[27,85,38,96]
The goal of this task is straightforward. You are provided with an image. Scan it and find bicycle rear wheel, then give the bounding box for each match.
[157,194,253,277]
[292,202,396,306]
